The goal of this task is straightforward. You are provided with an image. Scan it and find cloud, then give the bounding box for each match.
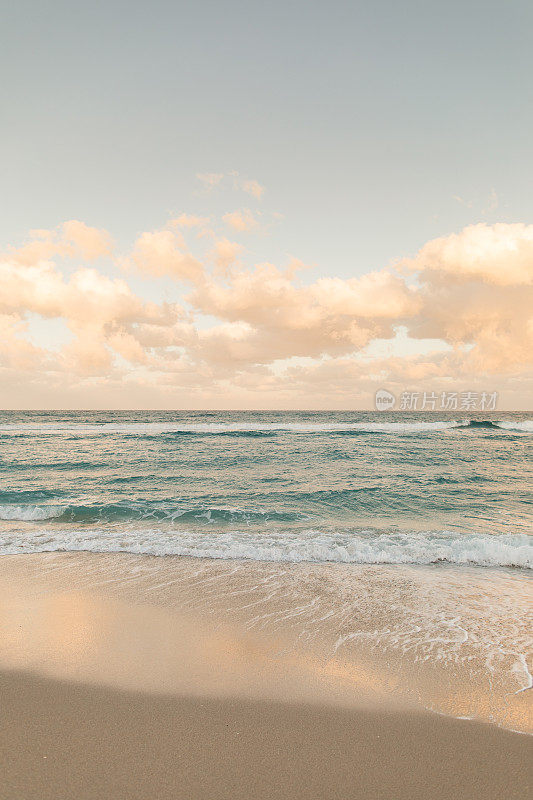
[402,223,533,285]
[210,238,244,270]
[196,172,224,190]
[195,172,265,201]
[411,280,532,373]
[4,221,113,265]
[1,219,532,408]
[0,259,156,325]
[222,209,258,232]
[131,230,204,282]
[187,263,418,367]
[0,243,184,381]
[62,327,114,376]
[0,314,43,370]
[396,223,533,374]
[170,214,210,229]
[241,179,264,199]
[61,220,114,260]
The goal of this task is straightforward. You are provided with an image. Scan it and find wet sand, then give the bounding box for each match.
[0,552,531,799]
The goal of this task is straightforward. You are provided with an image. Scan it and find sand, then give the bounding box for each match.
[1,670,532,800]
[0,552,531,799]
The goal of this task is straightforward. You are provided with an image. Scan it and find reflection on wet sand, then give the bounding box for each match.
[0,552,531,733]
[0,581,401,710]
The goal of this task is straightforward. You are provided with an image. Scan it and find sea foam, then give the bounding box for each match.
[0,528,530,568]
[0,505,63,521]
[0,419,530,435]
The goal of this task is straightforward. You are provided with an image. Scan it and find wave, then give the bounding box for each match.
[493,420,533,432]
[0,502,303,525]
[0,528,530,568]
[0,419,530,436]
[455,420,533,432]
[0,489,62,502]
[0,505,64,521]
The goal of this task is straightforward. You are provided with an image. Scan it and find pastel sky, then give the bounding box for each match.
[1,0,532,409]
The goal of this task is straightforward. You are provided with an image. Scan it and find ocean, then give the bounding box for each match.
[0,410,531,567]
[1,409,532,730]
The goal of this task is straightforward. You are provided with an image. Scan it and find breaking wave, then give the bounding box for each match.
[0,502,305,525]
[0,419,530,436]
[0,527,530,569]
[494,420,533,432]
[0,505,64,521]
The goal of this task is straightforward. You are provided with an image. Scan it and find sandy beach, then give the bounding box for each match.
[3,0,533,793]
[0,552,531,799]
[2,669,531,800]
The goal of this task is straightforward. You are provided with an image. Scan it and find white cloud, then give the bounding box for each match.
[402,223,533,285]
[1,219,532,407]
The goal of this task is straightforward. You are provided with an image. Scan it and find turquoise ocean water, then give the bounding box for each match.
[0,410,531,567]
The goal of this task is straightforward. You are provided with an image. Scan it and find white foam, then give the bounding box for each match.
[0,528,530,568]
[0,505,63,521]
[0,419,530,435]
[494,420,533,432]
[0,420,470,435]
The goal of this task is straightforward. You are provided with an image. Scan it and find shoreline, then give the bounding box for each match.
[0,552,531,730]
[0,551,531,798]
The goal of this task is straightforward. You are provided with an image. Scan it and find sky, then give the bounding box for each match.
[1,0,532,409]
